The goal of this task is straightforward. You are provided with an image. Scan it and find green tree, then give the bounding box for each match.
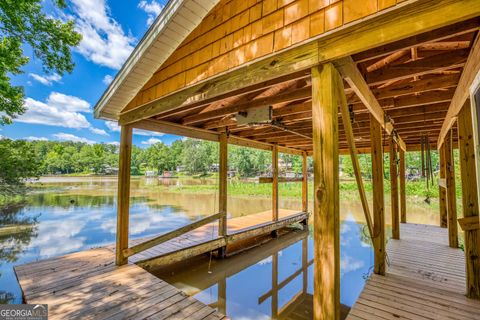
[0,0,81,124]
[0,138,39,195]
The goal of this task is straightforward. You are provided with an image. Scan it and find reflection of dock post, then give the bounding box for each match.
[218,277,227,315]
[302,237,308,294]
[272,252,279,319]
[218,132,228,258]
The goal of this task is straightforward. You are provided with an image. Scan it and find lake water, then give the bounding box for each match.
[0,176,439,318]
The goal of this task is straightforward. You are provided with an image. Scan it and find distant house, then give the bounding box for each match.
[176,165,185,173]
[102,165,119,175]
[145,170,156,177]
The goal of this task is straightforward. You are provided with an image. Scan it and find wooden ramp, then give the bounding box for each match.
[14,210,305,319]
[347,223,480,320]
[116,209,307,269]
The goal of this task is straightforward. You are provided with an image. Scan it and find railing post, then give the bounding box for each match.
[301,152,308,227]
[371,114,385,275]
[390,135,400,240]
[219,133,228,237]
[445,129,458,248]
[399,149,407,224]
[312,63,340,320]
[116,125,132,266]
[439,144,448,228]
[457,102,480,299]
[272,144,279,222]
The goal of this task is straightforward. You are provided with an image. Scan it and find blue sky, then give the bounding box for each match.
[1,0,181,147]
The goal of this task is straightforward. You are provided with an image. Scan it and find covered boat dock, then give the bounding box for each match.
[15,0,480,318]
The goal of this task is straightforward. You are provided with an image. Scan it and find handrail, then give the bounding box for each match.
[123,212,221,258]
[258,177,304,184]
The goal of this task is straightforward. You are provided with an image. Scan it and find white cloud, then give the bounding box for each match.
[107,141,120,146]
[138,1,163,26]
[89,127,109,136]
[105,121,164,137]
[102,74,113,85]
[340,255,365,276]
[25,136,49,141]
[29,73,62,86]
[53,133,96,144]
[141,137,162,145]
[71,0,135,69]
[18,94,91,129]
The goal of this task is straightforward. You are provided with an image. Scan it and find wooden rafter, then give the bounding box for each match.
[334,56,407,151]
[438,34,480,148]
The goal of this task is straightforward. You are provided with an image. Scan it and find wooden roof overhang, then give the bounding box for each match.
[112,0,480,155]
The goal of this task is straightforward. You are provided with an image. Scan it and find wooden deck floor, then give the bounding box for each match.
[347,223,480,320]
[14,210,305,319]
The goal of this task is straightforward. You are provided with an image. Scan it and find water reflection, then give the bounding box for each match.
[0,176,437,314]
[154,219,373,319]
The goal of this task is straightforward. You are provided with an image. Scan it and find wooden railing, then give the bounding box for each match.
[122,212,221,258]
[258,177,304,184]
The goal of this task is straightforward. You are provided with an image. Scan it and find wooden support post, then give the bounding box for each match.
[302,152,308,214]
[399,149,407,223]
[439,143,448,228]
[116,125,132,266]
[390,135,400,240]
[371,114,386,275]
[457,102,480,299]
[337,80,374,239]
[445,129,459,248]
[312,63,340,320]
[272,144,279,222]
[219,133,228,237]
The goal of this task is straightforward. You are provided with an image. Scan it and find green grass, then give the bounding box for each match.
[146,178,442,200]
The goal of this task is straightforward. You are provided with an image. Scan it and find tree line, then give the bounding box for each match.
[0,136,441,197]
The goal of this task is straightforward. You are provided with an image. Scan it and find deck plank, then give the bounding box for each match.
[347,223,480,320]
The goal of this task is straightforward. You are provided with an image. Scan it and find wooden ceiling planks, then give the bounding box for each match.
[144,22,479,153]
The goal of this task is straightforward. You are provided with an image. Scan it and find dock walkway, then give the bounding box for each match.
[347,223,480,320]
[14,209,306,319]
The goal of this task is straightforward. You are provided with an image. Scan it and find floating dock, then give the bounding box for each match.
[14,209,307,319]
[347,223,480,320]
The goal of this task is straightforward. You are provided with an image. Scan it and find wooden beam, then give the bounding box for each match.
[445,129,459,248]
[183,86,311,126]
[133,118,303,155]
[134,119,219,142]
[219,133,228,238]
[123,213,222,258]
[439,144,448,228]
[116,125,132,266]
[365,49,469,86]
[438,35,480,148]
[259,177,303,183]
[311,63,340,320]
[118,0,480,125]
[457,102,480,299]
[399,149,407,223]
[352,18,480,63]
[371,114,386,275]
[335,57,406,151]
[272,144,279,222]
[390,135,400,240]
[302,152,308,213]
[338,76,374,239]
